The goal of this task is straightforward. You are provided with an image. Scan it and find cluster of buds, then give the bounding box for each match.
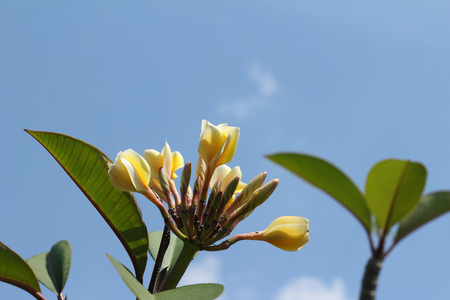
[107,120,309,252]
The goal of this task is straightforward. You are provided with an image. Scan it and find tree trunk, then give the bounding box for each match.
[359,254,383,300]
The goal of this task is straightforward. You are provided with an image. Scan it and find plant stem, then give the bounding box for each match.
[359,254,383,300]
[158,241,199,292]
[149,226,171,293]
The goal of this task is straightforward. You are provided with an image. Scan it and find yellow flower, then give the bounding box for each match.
[143,142,184,196]
[252,216,309,252]
[210,165,246,194]
[108,149,151,193]
[198,120,240,170]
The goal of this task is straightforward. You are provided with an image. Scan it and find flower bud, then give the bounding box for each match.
[195,156,207,180]
[234,216,309,252]
[223,172,266,218]
[108,149,151,193]
[236,179,279,221]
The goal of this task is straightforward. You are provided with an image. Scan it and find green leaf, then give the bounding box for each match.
[365,159,427,231]
[155,284,224,300]
[394,191,450,244]
[27,240,72,294]
[106,253,154,300]
[26,130,149,281]
[0,242,41,296]
[107,254,224,300]
[148,231,184,272]
[26,253,51,291]
[267,153,371,232]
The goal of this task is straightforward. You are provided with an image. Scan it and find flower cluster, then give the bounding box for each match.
[107,120,309,252]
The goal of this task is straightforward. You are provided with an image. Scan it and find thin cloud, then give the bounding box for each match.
[217,62,280,119]
[275,276,350,300]
[217,96,263,120]
[248,62,279,97]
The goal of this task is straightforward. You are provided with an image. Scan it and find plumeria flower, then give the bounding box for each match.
[198,120,240,172]
[106,120,309,293]
[143,141,184,197]
[108,148,181,236]
[107,121,309,256]
[210,165,246,197]
[107,149,151,194]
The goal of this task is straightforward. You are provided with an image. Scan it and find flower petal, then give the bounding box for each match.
[265,216,309,232]
[266,232,309,251]
[210,165,232,189]
[171,151,184,178]
[143,149,163,174]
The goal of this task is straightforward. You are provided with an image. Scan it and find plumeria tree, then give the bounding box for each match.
[0,120,309,300]
[268,153,450,300]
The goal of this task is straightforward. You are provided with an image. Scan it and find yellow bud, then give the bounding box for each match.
[253,216,309,252]
[198,120,240,170]
[195,156,207,180]
[108,149,151,193]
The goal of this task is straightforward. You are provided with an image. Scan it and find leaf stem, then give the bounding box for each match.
[383,239,398,257]
[158,241,199,292]
[35,292,47,300]
[28,290,47,300]
[0,278,47,300]
[368,232,376,253]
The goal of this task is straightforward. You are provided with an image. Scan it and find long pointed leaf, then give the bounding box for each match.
[365,159,427,231]
[394,191,450,244]
[267,153,371,232]
[26,130,148,281]
[27,240,72,294]
[107,254,224,300]
[0,242,42,297]
[106,254,154,300]
[155,284,224,300]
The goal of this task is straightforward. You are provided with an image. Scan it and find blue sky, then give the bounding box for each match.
[2,1,450,299]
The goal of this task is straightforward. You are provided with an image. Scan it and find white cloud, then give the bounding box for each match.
[217,62,280,119]
[275,276,350,300]
[217,96,263,120]
[179,254,221,286]
[248,62,279,97]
